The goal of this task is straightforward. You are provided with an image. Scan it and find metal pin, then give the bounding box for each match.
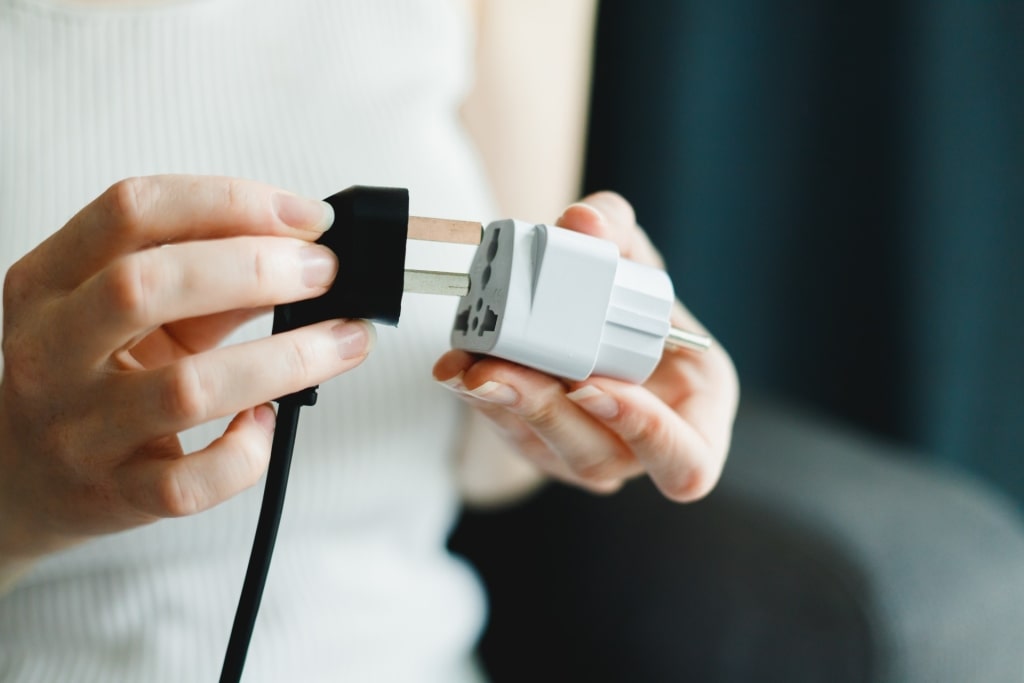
[665,327,713,353]
[407,216,483,245]
[403,269,471,297]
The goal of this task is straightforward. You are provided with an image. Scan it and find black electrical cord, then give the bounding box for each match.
[218,186,413,682]
[219,391,314,683]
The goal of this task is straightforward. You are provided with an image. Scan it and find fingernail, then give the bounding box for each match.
[253,404,277,435]
[468,381,519,406]
[332,320,375,359]
[300,245,338,288]
[437,372,468,393]
[558,202,603,225]
[566,385,619,419]
[274,192,334,232]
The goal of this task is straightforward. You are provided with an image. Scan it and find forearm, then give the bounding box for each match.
[461,0,598,221]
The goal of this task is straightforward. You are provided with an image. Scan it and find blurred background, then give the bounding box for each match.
[584,0,1023,503]
[453,3,1024,681]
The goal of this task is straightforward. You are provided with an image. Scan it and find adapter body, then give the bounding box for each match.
[452,220,674,383]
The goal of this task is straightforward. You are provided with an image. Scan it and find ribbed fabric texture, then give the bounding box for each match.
[0,1,493,680]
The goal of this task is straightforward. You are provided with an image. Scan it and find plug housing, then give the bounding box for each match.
[273,185,410,334]
[451,220,674,383]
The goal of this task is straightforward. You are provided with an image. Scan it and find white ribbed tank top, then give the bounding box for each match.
[0,1,495,680]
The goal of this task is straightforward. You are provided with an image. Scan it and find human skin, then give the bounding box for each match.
[434,192,739,503]
[0,176,374,590]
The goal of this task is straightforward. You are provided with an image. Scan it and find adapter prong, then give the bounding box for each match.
[665,327,713,353]
[404,269,471,297]
[407,216,483,245]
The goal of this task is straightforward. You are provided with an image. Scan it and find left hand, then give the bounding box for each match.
[433,192,739,502]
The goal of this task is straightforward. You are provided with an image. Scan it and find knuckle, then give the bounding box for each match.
[103,177,157,236]
[616,400,663,444]
[231,434,270,491]
[517,397,563,434]
[249,241,273,293]
[100,253,165,327]
[160,359,209,423]
[282,335,320,382]
[154,467,201,517]
[100,255,154,324]
[221,177,251,217]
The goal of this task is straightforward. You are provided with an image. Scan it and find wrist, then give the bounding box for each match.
[0,399,69,589]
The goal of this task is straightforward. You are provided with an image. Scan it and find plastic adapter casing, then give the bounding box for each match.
[451,220,674,383]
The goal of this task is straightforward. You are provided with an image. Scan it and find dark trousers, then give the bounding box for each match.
[450,397,1024,683]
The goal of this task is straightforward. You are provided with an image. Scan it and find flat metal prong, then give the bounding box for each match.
[664,327,713,353]
[407,216,483,245]
[403,269,471,297]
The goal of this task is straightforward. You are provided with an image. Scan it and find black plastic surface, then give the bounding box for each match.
[272,185,409,333]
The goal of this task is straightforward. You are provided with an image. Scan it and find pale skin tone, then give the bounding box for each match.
[0,0,739,591]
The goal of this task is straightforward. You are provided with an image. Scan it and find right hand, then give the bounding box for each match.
[0,175,374,564]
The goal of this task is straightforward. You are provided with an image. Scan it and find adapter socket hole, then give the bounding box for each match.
[481,265,492,288]
[475,298,483,312]
[454,309,470,334]
[471,316,479,331]
[486,229,501,262]
[480,307,498,335]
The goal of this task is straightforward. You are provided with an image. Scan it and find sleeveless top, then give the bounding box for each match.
[0,1,494,680]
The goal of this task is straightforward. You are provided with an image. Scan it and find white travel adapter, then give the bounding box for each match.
[451,220,705,383]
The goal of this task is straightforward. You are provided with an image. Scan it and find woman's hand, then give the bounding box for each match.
[0,175,375,565]
[434,192,739,502]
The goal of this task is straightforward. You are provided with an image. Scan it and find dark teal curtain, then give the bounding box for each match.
[584,2,1024,500]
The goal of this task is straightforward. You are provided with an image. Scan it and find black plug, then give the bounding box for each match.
[270,185,480,402]
[273,185,481,331]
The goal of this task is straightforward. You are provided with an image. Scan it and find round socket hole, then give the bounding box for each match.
[481,265,492,288]
[471,316,479,331]
[475,298,483,311]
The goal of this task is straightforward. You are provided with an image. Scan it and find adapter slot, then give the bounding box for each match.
[480,307,498,335]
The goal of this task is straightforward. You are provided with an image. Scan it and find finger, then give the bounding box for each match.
[114,319,375,439]
[124,307,272,369]
[118,404,276,518]
[566,379,729,502]
[30,175,334,291]
[63,236,337,362]
[437,371,625,494]
[436,354,565,473]
[455,356,644,486]
[438,369,569,475]
[557,192,665,267]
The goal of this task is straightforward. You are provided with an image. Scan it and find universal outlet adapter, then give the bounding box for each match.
[451,220,710,384]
